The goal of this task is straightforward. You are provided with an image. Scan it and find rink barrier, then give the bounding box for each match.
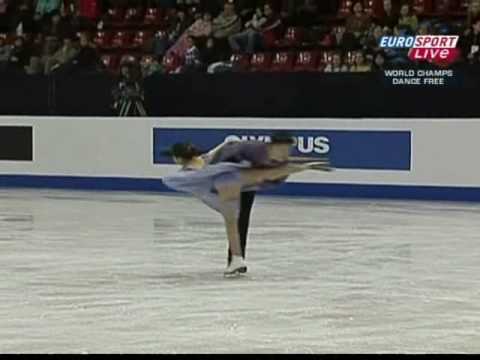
[0,126,33,161]
[1,175,480,201]
[1,116,480,202]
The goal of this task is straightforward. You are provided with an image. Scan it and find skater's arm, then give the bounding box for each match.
[203,139,239,164]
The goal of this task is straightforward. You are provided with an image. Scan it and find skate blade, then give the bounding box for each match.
[223,266,247,278]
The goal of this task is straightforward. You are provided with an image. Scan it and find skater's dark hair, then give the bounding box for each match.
[270,133,295,145]
[163,142,203,160]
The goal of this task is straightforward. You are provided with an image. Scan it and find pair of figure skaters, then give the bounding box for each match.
[162,134,331,277]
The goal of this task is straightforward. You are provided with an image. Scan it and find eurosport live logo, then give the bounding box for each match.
[379,35,459,86]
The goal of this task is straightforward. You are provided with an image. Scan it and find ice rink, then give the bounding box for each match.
[0,188,479,354]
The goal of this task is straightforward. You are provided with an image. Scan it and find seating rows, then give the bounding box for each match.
[102,1,470,27]
[90,26,314,51]
[338,0,469,17]
[102,50,356,74]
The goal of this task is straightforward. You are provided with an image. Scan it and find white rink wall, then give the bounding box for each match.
[1,116,480,200]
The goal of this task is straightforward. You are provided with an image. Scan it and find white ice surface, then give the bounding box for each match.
[0,189,479,353]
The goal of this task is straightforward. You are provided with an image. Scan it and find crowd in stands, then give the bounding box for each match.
[1,0,480,78]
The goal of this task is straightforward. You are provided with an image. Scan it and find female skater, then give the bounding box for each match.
[162,140,330,276]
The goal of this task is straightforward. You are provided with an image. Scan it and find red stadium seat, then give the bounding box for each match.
[319,51,334,71]
[140,54,156,65]
[230,53,250,71]
[293,51,319,72]
[144,7,164,25]
[338,0,353,16]
[269,52,295,72]
[433,0,452,13]
[124,7,144,25]
[275,27,305,48]
[100,54,119,72]
[93,31,113,49]
[413,0,428,14]
[130,30,152,50]
[459,0,469,11]
[110,31,133,49]
[119,53,138,65]
[344,51,356,67]
[249,52,273,72]
[104,8,125,27]
[4,33,32,45]
[363,0,374,15]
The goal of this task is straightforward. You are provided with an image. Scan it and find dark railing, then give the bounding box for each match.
[1,67,479,118]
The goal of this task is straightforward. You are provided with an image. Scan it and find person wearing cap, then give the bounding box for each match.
[162,137,330,276]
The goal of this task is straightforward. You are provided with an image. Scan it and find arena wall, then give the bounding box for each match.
[1,116,479,201]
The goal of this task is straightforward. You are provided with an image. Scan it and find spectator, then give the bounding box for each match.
[236,0,258,20]
[152,30,172,58]
[44,36,78,74]
[212,2,242,39]
[376,0,398,29]
[140,55,164,78]
[7,36,30,73]
[345,2,371,38]
[416,21,431,36]
[372,50,386,71]
[167,12,212,58]
[198,0,223,16]
[35,0,62,19]
[295,0,319,27]
[324,52,348,72]
[384,25,412,64]
[364,24,384,53]
[229,3,281,54]
[190,12,213,39]
[398,3,418,32]
[0,0,8,33]
[467,0,480,27]
[201,36,221,67]
[10,2,38,35]
[228,6,264,53]
[40,35,60,63]
[0,35,11,71]
[212,1,242,59]
[67,7,93,32]
[42,9,74,40]
[69,33,100,73]
[168,10,192,41]
[24,33,46,74]
[25,55,43,75]
[181,35,202,72]
[257,3,282,49]
[156,0,177,11]
[333,25,361,52]
[78,0,100,20]
[461,17,480,63]
[349,50,371,72]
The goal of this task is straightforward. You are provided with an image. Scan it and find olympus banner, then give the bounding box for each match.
[153,128,411,171]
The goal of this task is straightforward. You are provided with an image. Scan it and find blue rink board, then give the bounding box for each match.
[1,175,480,202]
[153,128,412,171]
